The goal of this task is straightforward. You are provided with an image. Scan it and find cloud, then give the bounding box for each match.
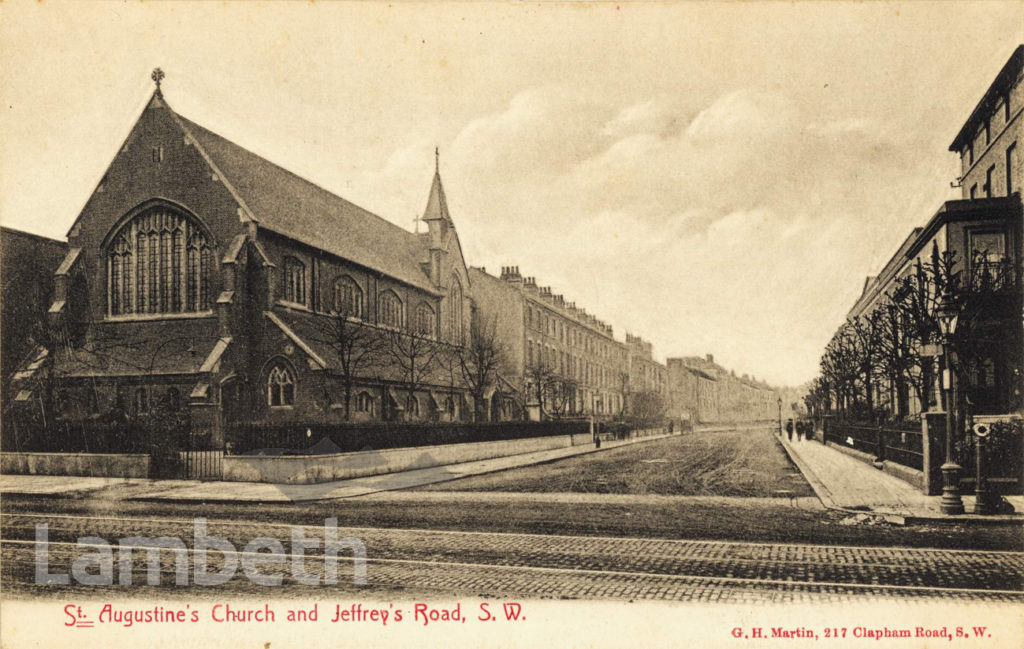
[451,85,613,179]
[347,83,952,385]
[806,117,874,137]
[603,99,680,139]
[685,89,797,141]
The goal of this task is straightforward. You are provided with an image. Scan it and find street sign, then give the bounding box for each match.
[920,343,943,357]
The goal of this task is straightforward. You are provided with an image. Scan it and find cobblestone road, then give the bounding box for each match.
[3,512,1022,603]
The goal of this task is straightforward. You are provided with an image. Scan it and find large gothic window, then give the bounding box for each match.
[448,275,463,344]
[107,207,211,316]
[379,291,403,328]
[267,363,295,407]
[333,276,363,318]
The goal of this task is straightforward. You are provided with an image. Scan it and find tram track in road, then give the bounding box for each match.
[2,511,1023,600]
[2,539,1022,604]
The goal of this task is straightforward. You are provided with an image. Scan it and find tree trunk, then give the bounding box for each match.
[343,380,352,420]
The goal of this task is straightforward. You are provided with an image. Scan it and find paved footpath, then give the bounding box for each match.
[778,433,1024,522]
[0,431,674,503]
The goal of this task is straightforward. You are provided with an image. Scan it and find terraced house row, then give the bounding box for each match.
[818,45,1023,422]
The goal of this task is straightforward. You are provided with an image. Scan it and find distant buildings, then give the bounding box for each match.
[471,267,779,424]
[667,354,777,424]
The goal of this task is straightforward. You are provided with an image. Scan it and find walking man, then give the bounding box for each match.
[785,418,794,441]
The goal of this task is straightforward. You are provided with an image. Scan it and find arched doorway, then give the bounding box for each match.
[221,377,246,426]
[490,391,503,422]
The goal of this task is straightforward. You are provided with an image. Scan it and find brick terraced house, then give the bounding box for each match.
[469,265,629,421]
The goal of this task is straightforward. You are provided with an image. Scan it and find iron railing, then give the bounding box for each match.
[823,420,924,471]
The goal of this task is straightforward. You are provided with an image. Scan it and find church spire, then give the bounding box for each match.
[421,146,452,225]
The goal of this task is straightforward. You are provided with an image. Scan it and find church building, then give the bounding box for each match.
[12,71,475,445]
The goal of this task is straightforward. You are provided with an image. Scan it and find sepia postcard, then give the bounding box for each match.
[1,1,1022,647]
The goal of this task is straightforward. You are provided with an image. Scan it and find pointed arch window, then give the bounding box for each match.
[282,257,306,305]
[355,392,374,414]
[448,275,463,343]
[107,206,210,316]
[415,303,436,338]
[333,276,363,318]
[267,363,296,407]
[379,291,403,328]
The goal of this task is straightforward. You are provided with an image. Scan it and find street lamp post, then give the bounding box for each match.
[777,397,783,434]
[936,291,965,515]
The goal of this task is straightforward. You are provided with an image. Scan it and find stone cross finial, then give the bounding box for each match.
[151,68,165,96]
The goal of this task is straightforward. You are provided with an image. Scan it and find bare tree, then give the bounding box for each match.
[892,254,943,411]
[617,371,630,417]
[628,389,666,424]
[847,310,885,421]
[547,377,578,418]
[875,298,913,418]
[815,238,1021,426]
[433,342,468,421]
[385,329,441,420]
[457,314,508,421]
[524,358,556,420]
[310,314,387,420]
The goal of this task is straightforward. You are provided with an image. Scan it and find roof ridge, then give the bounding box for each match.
[166,107,259,225]
[175,114,422,244]
[0,225,68,244]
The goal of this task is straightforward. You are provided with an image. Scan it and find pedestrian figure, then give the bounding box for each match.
[785,418,794,441]
[797,420,804,442]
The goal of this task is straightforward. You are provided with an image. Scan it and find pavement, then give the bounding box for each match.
[3,426,1022,526]
[777,431,1024,524]
[0,430,675,503]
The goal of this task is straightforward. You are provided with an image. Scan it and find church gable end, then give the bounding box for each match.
[66,93,251,323]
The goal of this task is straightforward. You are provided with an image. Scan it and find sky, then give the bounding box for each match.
[2,1,1022,388]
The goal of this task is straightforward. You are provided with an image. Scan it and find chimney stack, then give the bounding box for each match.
[500,265,523,285]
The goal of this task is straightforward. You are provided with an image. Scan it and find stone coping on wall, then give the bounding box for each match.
[1,451,150,479]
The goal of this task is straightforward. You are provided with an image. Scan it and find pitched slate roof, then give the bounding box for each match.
[686,367,717,382]
[51,318,222,378]
[173,113,437,293]
[270,307,449,385]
